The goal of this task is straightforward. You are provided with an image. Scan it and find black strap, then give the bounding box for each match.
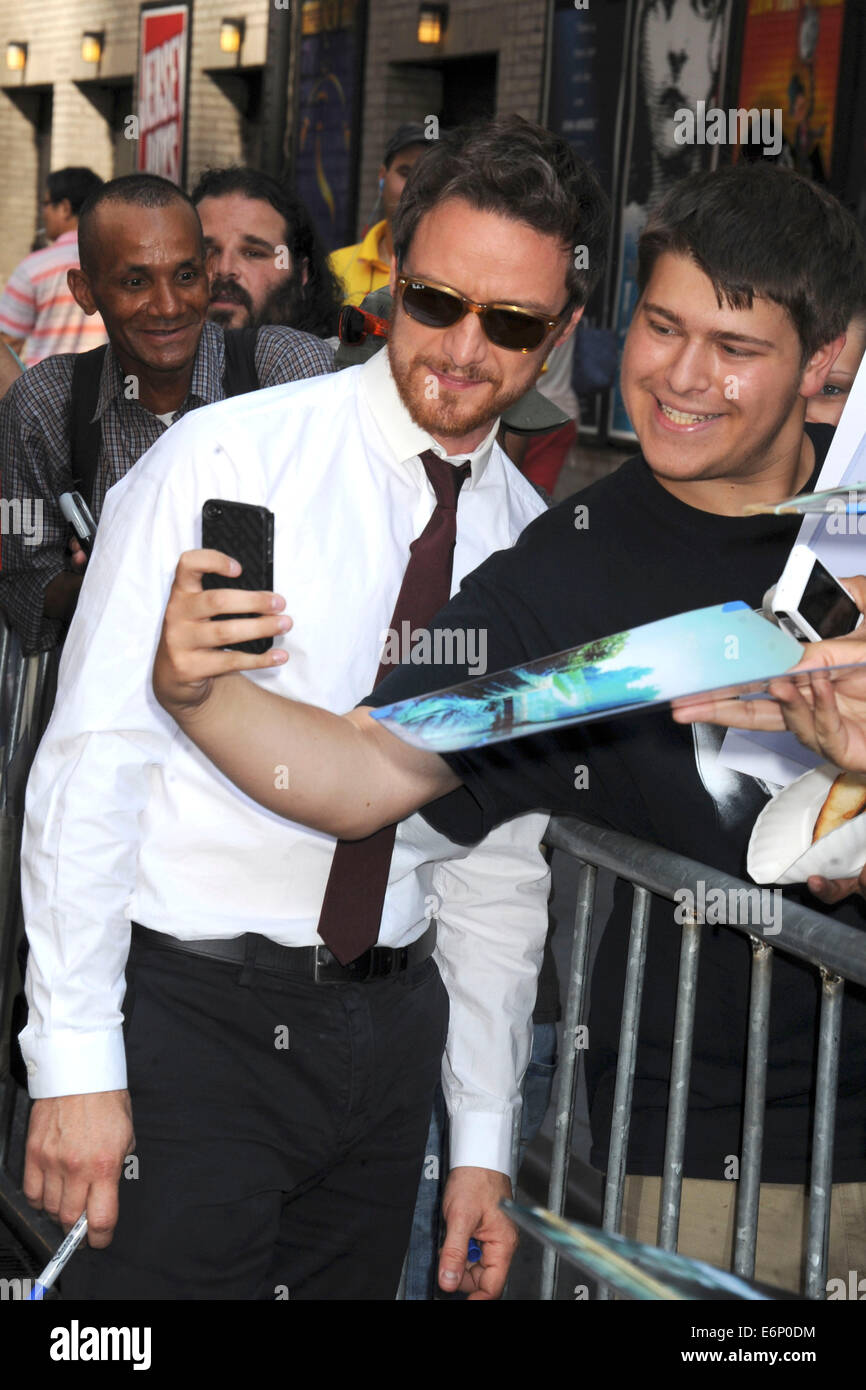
[68,332,260,513]
[69,344,109,511]
[221,328,260,398]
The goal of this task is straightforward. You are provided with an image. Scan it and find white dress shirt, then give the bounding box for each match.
[20,347,551,1174]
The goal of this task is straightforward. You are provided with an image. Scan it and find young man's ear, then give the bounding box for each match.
[800,332,847,400]
[67,267,98,316]
[553,303,584,350]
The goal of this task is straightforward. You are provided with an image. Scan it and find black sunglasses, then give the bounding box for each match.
[396,274,568,353]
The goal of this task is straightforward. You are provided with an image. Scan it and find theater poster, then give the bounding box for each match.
[736,0,846,182]
[136,4,190,185]
[608,0,733,441]
[545,0,631,434]
[294,0,367,253]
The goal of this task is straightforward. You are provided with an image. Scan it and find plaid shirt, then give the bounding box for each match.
[0,321,333,653]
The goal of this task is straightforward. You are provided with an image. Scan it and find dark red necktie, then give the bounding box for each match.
[316,449,472,964]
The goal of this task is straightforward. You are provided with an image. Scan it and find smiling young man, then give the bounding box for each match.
[152,162,866,1292]
[0,173,333,654]
[19,117,609,1301]
[192,166,342,337]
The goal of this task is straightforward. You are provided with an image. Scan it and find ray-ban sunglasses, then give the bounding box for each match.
[396,273,569,353]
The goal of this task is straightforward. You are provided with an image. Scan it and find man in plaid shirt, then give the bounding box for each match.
[0,173,334,655]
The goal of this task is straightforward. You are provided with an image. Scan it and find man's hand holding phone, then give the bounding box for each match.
[153,549,290,719]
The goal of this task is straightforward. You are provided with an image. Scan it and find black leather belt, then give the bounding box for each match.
[131,921,437,984]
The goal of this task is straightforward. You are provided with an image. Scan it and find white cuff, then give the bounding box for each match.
[19,1027,127,1098]
[448,1108,515,1176]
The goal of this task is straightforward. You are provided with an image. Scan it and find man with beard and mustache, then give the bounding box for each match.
[192,166,343,339]
[19,116,609,1301]
[0,172,334,654]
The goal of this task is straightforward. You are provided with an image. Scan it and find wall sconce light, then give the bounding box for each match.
[5,41,27,71]
[219,19,245,55]
[417,5,448,44]
[81,32,104,64]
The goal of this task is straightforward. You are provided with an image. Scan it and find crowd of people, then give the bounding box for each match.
[3,110,866,1301]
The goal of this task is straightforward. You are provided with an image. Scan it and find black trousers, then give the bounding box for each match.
[63,931,449,1300]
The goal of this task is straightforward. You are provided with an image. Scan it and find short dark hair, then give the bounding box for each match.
[391,115,610,309]
[46,167,104,217]
[637,163,866,363]
[190,166,343,336]
[77,173,200,275]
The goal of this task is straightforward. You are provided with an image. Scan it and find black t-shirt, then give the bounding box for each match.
[368,424,866,1183]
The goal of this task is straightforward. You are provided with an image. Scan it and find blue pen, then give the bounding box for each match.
[29,1212,88,1299]
[467,1237,482,1264]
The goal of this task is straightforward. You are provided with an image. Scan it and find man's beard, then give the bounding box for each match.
[208,276,305,331]
[208,277,254,327]
[388,314,532,442]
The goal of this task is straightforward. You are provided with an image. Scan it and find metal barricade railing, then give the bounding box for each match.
[538,815,866,1301]
[0,614,59,1261]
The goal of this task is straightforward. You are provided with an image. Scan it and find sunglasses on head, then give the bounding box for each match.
[338,303,390,346]
[396,273,568,353]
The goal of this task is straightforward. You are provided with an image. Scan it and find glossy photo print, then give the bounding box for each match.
[371,602,807,754]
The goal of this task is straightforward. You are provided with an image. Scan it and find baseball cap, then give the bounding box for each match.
[383,124,431,168]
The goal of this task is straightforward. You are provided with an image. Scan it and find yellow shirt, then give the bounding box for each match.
[330,220,391,306]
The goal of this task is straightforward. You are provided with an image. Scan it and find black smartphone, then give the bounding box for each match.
[201,499,275,655]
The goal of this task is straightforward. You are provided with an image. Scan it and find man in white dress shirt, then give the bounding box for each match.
[19,116,610,1300]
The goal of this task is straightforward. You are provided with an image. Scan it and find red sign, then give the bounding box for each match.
[137,5,189,184]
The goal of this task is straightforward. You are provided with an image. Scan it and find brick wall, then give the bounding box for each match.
[0,0,549,283]
[352,0,548,242]
[0,0,270,286]
[0,0,139,285]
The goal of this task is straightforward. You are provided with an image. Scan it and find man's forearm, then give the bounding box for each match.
[172,674,456,837]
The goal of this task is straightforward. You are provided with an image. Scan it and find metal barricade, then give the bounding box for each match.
[538,815,866,1301]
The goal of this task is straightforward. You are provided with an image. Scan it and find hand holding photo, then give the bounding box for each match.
[674,636,866,775]
[371,603,807,754]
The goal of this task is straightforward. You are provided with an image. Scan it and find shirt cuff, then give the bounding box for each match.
[448,1108,515,1176]
[19,1027,127,1099]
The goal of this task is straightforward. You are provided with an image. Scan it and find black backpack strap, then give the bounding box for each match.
[222,328,260,398]
[69,344,109,510]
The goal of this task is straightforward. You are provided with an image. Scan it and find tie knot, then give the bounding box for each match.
[419,448,471,510]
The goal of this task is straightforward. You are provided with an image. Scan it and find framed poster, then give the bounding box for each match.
[607,0,733,442]
[136,3,191,185]
[735,0,846,182]
[294,0,368,253]
[545,0,631,436]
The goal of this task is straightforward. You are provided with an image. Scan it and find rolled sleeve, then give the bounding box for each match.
[0,265,36,339]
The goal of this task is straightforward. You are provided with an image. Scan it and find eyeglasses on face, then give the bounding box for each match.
[395,273,569,353]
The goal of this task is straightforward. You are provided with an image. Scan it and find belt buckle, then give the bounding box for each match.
[313,946,344,984]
